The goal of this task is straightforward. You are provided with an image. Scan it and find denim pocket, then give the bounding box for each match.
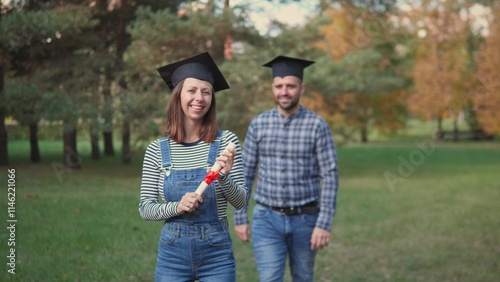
[206,228,230,247]
[300,213,318,227]
[159,226,177,245]
[253,204,270,220]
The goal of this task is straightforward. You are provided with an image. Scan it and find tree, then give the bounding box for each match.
[91,0,180,162]
[0,1,101,166]
[401,0,498,141]
[473,1,500,135]
[5,80,43,162]
[0,49,7,166]
[3,1,100,168]
[408,1,472,138]
[0,2,17,166]
[314,4,410,142]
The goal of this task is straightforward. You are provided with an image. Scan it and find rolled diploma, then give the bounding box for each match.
[195,141,236,195]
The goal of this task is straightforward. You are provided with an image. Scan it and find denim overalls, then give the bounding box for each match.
[155,132,236,282]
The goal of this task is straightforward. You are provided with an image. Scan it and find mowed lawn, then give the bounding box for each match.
[1,139,499,282]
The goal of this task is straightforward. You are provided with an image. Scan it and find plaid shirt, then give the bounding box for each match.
[234,106,339,231]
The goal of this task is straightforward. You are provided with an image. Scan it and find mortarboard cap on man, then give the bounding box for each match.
[262,55,315,80]
[157,52,229,92]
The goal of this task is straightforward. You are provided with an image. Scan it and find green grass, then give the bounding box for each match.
[318,142,500,282]
[1,139,499,281]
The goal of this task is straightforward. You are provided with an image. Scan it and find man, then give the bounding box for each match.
[234,55,340,281]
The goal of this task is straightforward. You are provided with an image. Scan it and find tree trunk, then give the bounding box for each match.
[94,0,114,156]
[223,0,232,60]
[435,117,444,140]
[102,68,114,156]
[90,124,100,160]
[452,118,459,142]
[360,124,368,143]
[29,122,41,163]
[0,58,8,166]
[63,121,80,169]
[116,2,132,164]
[122,119,131,164]
[102,107,114,156]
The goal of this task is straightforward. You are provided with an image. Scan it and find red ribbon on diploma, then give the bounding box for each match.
[203,170,220,185]
[195,141,235,195]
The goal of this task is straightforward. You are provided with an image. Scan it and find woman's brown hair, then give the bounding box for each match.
[164,79,219,143]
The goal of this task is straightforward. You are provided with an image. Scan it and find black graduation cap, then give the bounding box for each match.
[263,55,315,80]
[157,52,229,92]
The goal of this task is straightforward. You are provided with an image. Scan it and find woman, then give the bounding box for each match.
[139,52,247,282]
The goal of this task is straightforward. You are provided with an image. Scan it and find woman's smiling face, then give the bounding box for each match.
[180,77,213,123]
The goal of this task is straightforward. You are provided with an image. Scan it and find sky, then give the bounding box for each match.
[230,0,492,37]
[229,0,318,35]
[3,0,490,37]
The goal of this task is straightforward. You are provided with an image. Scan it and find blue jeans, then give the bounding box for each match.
[155,220,236,282]
[252,204,318,282]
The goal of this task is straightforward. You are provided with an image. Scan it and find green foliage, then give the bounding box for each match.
[126,6,222,69]
[313,48,407,95]
[116,84,167,144]
[4,79,42,125]
[2,2,104,143]
[6,123,63,140]
[218,46,272,138]
[0,5,98,52]
[1,0,497,165]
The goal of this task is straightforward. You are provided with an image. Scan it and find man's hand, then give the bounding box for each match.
[310,227,330,250]
[234,224,251,242]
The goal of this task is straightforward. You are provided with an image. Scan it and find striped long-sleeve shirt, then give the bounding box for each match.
[234,106,339,231]
[139,130,248,221]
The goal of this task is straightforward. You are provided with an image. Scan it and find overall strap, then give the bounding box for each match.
[206,130,224,168]
[158,137,172,176]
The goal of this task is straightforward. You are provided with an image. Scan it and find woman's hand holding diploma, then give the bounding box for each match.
[195,142,236,195]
